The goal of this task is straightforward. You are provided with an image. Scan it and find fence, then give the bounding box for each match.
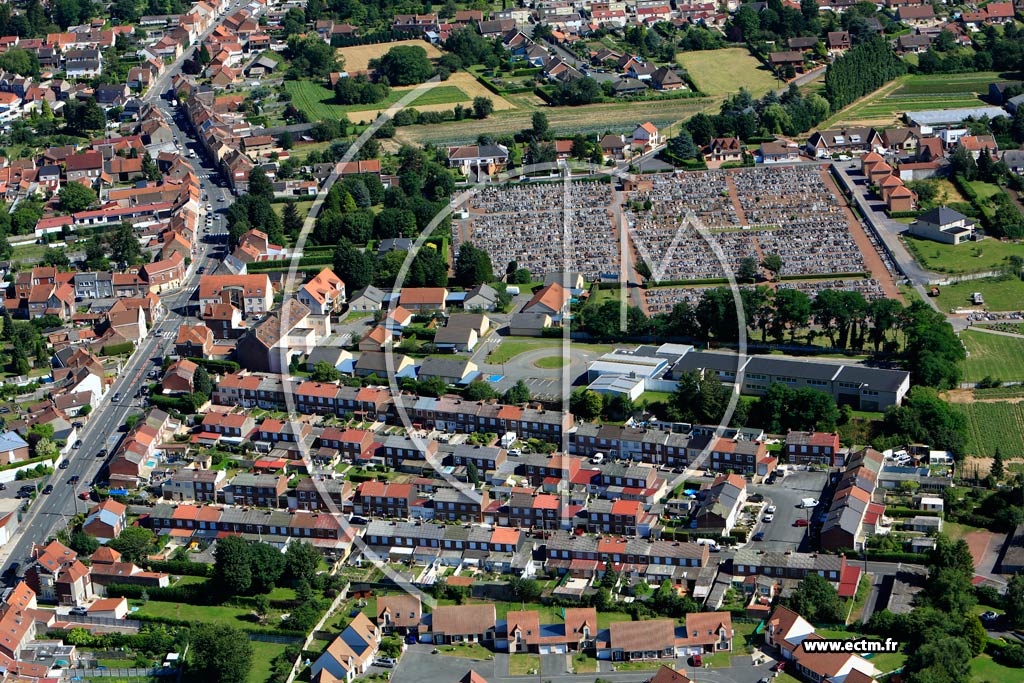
[64,615,143,630]
[284,585,350,683]
[73,666,178,678]
[249,632,305,645]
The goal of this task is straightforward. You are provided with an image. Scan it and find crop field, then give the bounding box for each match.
[824,72,1014,128]
[396,95,713,145]
[951,402,1024,456]
[677,48,780,97]
[337,39,444,72]
[960,329,1024,383]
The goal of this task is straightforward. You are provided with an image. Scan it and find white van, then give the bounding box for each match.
[696,538,720,552]
[592,452,604,464]
[799,498,819,509]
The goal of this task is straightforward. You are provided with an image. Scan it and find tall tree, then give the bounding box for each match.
[247,167,274,200]
[189,624,253,683]
[454,242,493,287]
[214,536,253,596]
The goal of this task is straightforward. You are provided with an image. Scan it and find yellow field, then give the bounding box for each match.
[337,39,445,72]
[677,48,780,97]
[347,72,516,122]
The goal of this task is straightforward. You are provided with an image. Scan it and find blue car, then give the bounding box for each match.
[406,635,418,644]
[752,531,765,541]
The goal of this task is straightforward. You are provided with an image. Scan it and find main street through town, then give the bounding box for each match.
[0,81,230,574]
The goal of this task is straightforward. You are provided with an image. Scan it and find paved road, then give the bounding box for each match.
[391,645,774,683]
[830,165,966,328]
[142,0,248,104]
[746,470,829,552]
[0,92,230,575]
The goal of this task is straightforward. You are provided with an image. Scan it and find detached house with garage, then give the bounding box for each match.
[428,604,497,645]
[310,612,381,683]
[376,594,421,635]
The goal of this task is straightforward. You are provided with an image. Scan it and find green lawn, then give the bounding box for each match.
[611,660,664,671]
[677,48,780,97]
[970,653,1022,682]
[131,600,263,630]
[934,277,1024,312]
[273,200,314,223]
[596,611,635,629]
[571,653,599,673]
[639,391,674,404]
[966,181,1004,201]
[248,641,291,683]
[901,235,1024,275]
[509,653,539,675]
[961,329,1024,382]
[487,340,563,364]
[284,80,469,121]
[534,355,567,368]
[436,642,494,660]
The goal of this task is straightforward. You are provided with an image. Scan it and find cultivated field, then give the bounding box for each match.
[395,95,713,145]
[951,401,1024,456]
[902,234,1024,275]
[960,329,1024,383]
[337,39,444,72]
[677,48,779,97]
[824,72,1015,128]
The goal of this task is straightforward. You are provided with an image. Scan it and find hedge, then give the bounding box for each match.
[185,357,240,375]
[101,341,135,356]
[0,453,54,473]
[888,211,922,219]
[144,559,214,577]
[148,394,199,413]
[106,582,209,604]
[882,506,940,518]
[837,549,929,563]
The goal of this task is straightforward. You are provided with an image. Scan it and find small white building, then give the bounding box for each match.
[917,496,944,513]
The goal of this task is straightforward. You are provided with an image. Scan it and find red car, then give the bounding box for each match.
[689,654,702,667]
[772,660,786,672]
[794,518,810,527]
[78,492,90,500]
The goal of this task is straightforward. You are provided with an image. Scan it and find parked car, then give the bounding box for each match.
[762,513,774,523]
[765,505,777,514]
[374,657,398,668]
[96,449,107,458]
[980,611,1000,622]
[752,531,765,541]
[69,606,88,616]
[112,392,121,403]
[79,492,90,500]
[794,518,810,527]
[689,654,702,667]
[42,485,53,495]
[772,660,786,672]
[59,460,70,469]
[73,440,82,449]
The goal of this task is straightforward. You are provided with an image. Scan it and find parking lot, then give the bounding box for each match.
[747,469,830,552]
